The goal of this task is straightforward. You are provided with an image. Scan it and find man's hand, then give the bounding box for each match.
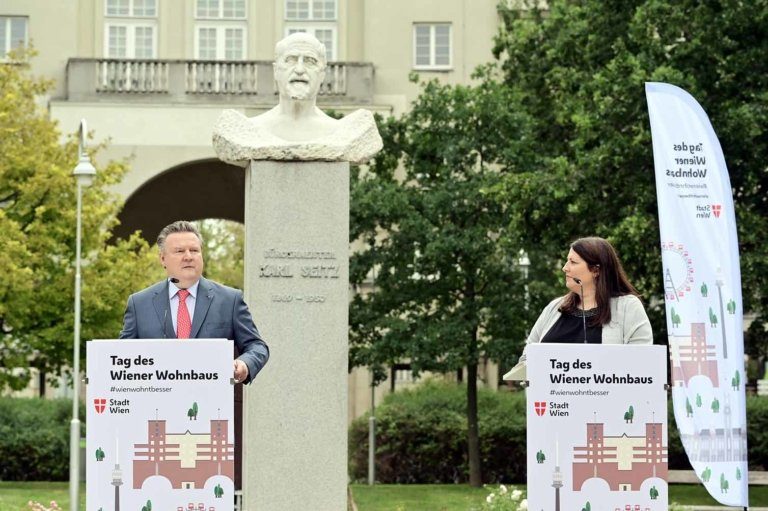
[233,359,249,383]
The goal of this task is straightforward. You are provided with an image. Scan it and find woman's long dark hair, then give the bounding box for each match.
[560,237,640,326]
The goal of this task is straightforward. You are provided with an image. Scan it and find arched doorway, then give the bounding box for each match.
[114,159,244,242]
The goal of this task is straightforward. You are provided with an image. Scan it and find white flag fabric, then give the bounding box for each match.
[646,82,748,507]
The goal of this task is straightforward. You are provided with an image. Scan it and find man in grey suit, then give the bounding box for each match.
[119,220,268,384]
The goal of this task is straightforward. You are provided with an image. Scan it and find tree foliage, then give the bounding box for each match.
[0,53,159,390]
[350,75,533,485]
[196,218,245,289]
[350,0,767,485]
[492,0,768,352]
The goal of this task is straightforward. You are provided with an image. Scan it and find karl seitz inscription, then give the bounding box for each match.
[259,248,340,304]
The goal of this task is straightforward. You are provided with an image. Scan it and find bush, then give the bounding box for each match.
[0,397,84,481]
[349,380,526,484]
[349,381,768,484]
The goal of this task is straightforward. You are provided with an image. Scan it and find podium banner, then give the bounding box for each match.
[86,339,234,511]
[526,344,668,511]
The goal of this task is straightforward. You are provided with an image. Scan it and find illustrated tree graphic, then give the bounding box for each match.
[670,307,681,328]
[701,466,712,482]
[141,500,152,511]
[727,299,736,314]
[720,473,729,493]
[650,485,659,500]
[188,401,199,420]
[709,307,718,327]
[696,394,702,408]
[732,370,740,390]
[536,450,545,464]
[712,398,720,413]
[685,398,693,417]
[736,468,742,481]
[581,501,591,511]
[700,282,708,297]
[214,483,224,498]
[623,405,634,424]
[95,447,105,461]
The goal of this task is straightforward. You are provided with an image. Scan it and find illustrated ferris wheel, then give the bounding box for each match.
[661,241,695,302]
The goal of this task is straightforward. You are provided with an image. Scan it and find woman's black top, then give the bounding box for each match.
[541,307,602,344]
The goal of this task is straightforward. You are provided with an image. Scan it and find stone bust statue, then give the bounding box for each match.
[213,33,382,166]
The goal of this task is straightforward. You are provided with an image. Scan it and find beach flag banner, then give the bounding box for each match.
[646,82,748,507]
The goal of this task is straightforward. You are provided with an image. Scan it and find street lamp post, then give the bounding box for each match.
[518,249,530,312]
[368,265,377,486]
[70,119,96,511]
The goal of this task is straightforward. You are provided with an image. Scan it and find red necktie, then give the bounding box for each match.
[177,289,192,339]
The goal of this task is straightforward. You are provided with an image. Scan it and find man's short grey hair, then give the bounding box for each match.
[275,32,327,66]
[157,220,203,251]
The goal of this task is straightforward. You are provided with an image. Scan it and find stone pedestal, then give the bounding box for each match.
[242,160,349,511]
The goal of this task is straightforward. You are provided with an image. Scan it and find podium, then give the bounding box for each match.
[85,339,235,511]
[522,344,668,510]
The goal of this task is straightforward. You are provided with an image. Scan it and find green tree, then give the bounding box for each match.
[196,219,244,289]
[492,0,768,342]
[0,51,159,390]
[187,401,199,420]
[349,76,532,486]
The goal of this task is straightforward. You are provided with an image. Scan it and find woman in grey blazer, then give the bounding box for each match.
[505,237,651,380]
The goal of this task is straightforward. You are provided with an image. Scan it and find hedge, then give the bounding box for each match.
[349,380,768,484]
[0,397,85,481]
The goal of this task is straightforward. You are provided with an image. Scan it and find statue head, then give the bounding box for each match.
[274,32,327,102]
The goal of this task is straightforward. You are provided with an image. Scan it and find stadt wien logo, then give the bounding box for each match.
[712,204,722,218]
[93,398,107,414]
[534,401,547,416]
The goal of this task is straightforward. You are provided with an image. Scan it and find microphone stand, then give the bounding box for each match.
[573,277,587,343]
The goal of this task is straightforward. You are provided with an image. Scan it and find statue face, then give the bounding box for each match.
[274,41,325,101]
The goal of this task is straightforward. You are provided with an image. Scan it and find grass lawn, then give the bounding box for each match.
[0,482,85,511]
[351,484,490,511]
[350,483,768,511]
[4,482,767,511]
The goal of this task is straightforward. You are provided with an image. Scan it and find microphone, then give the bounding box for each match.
[170,277,180,284]
[572,277,587,343]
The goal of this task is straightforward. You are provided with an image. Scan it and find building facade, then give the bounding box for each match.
[3,0,504,416]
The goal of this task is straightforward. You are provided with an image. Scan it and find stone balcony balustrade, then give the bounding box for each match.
[65,58,375,105]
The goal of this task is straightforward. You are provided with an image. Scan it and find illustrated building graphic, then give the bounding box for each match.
[134,419,234,489]
[680,393,748,463]
[670,323,719,388]
[112,442,123,511]
[551,440,563,511]
[573,422,667,491]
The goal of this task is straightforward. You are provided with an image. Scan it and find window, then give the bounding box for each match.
[195,25,246,60]
[196,0,246,19]
[105,0,157,58]
[0,16,28,58]
[106,24,156,58]
[106,0,157,17]
[413,23,452,70]
[285,26,335,60]
[285,0,336,21]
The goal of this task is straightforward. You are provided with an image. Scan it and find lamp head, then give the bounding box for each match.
[73,154,96,188]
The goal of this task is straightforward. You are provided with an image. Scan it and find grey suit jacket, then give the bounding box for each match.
[119,277,269,383]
